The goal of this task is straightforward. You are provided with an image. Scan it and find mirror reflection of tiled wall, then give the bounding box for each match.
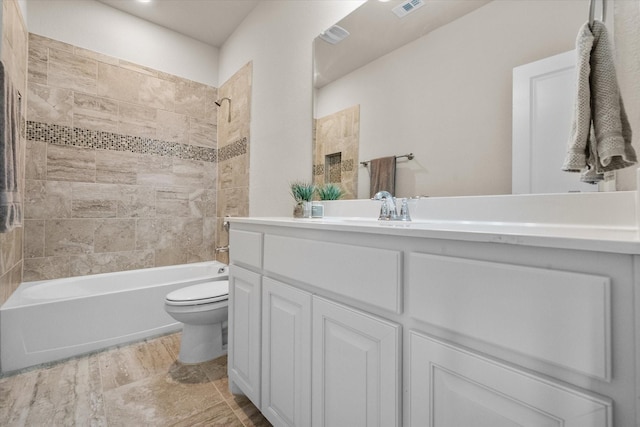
[313,105,359,199]
[23,34,221,280]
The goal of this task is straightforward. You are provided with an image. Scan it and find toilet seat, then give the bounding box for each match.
[165,280,229,306]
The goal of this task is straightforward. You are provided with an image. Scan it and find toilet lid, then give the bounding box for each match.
[165,280,229,306]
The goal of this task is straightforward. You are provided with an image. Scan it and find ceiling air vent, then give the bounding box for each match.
[392,0,425,18]
[318,25,350,45]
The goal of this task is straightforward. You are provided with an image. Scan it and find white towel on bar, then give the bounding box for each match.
[562,20,636,183]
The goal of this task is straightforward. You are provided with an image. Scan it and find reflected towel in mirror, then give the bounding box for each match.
[368,156,396,198]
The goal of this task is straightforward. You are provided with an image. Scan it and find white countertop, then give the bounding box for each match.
[230,216,640,254]
[231,190,640,254]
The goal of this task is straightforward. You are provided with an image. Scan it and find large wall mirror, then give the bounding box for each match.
[313,0,636,200]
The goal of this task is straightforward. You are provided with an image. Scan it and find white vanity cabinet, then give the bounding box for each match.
[312,296,401,427]
[229,226,402,427]
[261,277,312,427]
[228,228,264,409]
[408,332,611,426]
[228,265,262,408]
[405,253,614,426]
[229,217,638,426]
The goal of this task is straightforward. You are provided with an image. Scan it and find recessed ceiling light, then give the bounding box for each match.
[137,0,152,3]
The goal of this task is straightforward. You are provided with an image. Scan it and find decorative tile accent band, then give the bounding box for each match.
[341,159,354,172]
[218,137,248,162]
[313,159,354,176]
[26,121,219,163]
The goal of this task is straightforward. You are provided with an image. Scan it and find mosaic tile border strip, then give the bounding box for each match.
[218,137,248,162]
[27,121,219,163]
[313,158,354,176]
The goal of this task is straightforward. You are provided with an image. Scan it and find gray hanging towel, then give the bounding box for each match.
[0,61,22,233]
[368,156,396,198]
[562,20,636,183]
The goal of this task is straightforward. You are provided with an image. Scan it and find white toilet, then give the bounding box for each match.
[164,280,229,364]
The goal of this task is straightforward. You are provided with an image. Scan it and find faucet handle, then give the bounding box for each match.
[378,200,390,220]
[399,198,411,221]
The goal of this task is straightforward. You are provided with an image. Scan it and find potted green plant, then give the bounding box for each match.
[317,183,345,200]
[290,181,316,218]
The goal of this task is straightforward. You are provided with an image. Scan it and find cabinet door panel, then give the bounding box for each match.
[312,297,400,427]
[262,277,312,427]
[228,266,262,408]
[408,331,612,427]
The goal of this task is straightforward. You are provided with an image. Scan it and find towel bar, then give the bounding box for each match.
[360,153,414,167]
[588,0,606,26]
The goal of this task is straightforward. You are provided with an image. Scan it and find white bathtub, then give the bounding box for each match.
[0,261,228,373]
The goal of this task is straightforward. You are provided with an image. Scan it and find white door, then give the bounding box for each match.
[408,331,612,427]
[228,266,262,409]
[512,50,599,194]
[312,296,401,427]
[261,277,312,427]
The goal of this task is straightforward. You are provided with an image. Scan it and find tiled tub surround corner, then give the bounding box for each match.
[215,62,252,265]
[22,34,248,281]
[0,0,28,305]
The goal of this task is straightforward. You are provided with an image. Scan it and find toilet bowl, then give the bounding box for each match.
[164,280,229,364]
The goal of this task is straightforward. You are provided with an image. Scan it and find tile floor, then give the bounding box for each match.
[0,333,271,426]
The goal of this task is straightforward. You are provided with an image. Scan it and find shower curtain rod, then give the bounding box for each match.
[360,153,414,167]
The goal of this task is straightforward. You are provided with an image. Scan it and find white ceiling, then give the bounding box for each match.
[96,0,260,47]
[314,0,490,88]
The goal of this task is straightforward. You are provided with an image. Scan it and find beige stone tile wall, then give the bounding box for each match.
[215,62,252,265]
[23,34,220,281]
[0,0,28,304]
[313,105,359,199]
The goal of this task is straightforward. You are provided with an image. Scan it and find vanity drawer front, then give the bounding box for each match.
[229,229,263,269]
[407,253,611,380]
[408,331,612,426]
[263,234,402,313]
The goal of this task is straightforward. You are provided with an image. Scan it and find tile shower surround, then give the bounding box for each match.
[23,34,250,281]
[0,0,28,305]
[24,130,248,279]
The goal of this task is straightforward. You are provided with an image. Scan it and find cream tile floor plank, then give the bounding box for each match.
[98,334,176,392]
[0,369,39,426]
[24,355,106,426]
[214,377,272,427]
[0,333,271,426]
[171,399,245,427]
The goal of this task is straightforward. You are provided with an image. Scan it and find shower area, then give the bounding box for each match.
[21,34,252,281]
[313,104,359,199]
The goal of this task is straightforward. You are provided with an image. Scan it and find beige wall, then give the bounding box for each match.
[23,34,219,281]
[0,0,27,304]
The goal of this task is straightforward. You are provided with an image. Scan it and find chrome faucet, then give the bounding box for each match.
[373,191,410,221]
[374,191,396,220]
